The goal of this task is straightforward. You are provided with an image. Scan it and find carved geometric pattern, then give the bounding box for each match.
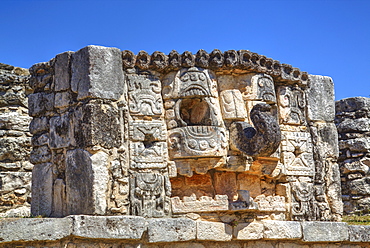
[127,74,163,116]
[280,131,314,176]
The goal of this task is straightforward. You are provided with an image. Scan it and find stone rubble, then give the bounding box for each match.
[336,97,370,215]
[0,63,32,217]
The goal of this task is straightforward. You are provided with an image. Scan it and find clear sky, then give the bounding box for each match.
[1,0,369,100]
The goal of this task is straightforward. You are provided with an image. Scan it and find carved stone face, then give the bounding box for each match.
[162,67,227,170]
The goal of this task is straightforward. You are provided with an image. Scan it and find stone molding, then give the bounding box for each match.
[0,217,369,245]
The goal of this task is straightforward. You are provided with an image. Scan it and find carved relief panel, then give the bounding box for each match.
[162,67,228,175]
[280,131,314,176]
[127,73,164,116]
[277,85,306,125]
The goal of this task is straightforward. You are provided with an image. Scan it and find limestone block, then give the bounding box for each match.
[339,137,370,152]
[0,136,31,161]
[306,75,335,122]
[0,217,72,243]
[31,163,53,217]
[29,116,49,135]
[234,222,264,240]
[310,122,339,159]
[72,215,146,240]
[65,149,109,215]
[262,221,302,240]
[55,51,73,91]
[71,45,124,100]
[196,221,232,241]
[31,133,49,147]
[220,89,247,120]
[341,158,370,174]
[28,92,54,117]
[213,171,238,201]
[349,224,370,242]
[147,218,196,243]
[164,244,205,248]
[349,177,370,195]
[301,221,348,242]
[55,91,72,109]
[171,195,229,214]
[52,178,66,217]
[73,102,121,149]
[30,145,51,164]
[49,114,74,148]
[337,118,370,133]
[0,172,31,194]
[237,174,261,198]
[90,151,109,215]
[0,111,31,132]
[336,96,370,113]
[0,205,30,217]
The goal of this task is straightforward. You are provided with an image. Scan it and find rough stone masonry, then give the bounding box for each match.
[0,63,32,217]
[27,45,343,222]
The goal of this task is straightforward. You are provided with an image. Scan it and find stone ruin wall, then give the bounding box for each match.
[0,63,33,217]
[336,97,370,215]
[27,45,342,222]
[4,45,370,247]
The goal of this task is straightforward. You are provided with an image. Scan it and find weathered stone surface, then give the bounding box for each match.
[65,149,94,215]
[337,118,370,133]
[197,221,232,241]
[55,51,73,91]
[349,224,370,242]
[336,97,370,113]
[73,102,121,149]
[49,113,74,148]
[72,215,146,239]
[0,217,72,242]
[307,75,335,122]
[301,221,348,242]
[27,46,342,223]
[31,163,53,216]
[147,218,196,242]
[54,91,72,108]
[0,111,31,132]
[339,137,370,152]
[29,116,49,134]
[234,222,264,240]
[263,221,302,240]
[71,45,124,100]
[28,92,54,116]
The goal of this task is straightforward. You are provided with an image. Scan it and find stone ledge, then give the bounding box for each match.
[0,217,72,243]
[349,224,370,242]
[302,221,349,242]
[0,217,365,244]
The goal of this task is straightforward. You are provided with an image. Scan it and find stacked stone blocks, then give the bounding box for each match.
[0,63,32,217]
[28,45,343,223]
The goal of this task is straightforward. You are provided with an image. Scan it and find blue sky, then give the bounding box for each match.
[1,0,369,100]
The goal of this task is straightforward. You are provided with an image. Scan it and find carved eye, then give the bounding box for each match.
[199,74,206,81]
[181,74,189,82]
[258,80,264,87]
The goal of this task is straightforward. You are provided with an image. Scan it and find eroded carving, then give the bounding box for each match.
[230,103,281,157]
[127,74,163,116]
[130,171,171,218]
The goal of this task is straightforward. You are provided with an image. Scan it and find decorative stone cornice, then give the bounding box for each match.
[122,49,309,85]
